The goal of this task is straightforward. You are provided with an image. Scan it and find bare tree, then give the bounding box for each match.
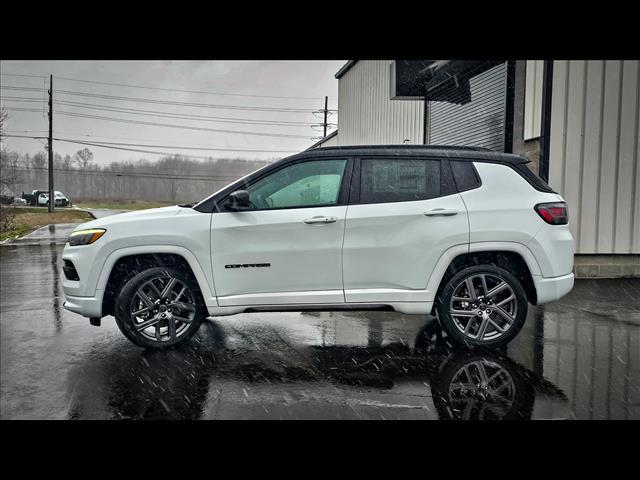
[75,147,94,170]
[0,108,17,233]
[0,108,18,196]
[75,147,94,198]
[0,107,7,137]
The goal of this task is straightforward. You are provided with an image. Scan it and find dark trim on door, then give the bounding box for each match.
[503,60,516,153]
[538,60,554,183]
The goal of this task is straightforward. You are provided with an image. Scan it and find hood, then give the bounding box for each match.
[74,205,184,231]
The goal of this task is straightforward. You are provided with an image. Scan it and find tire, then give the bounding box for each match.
[435,265,528,348]
[431,350,535,420]
[114,266,206,349]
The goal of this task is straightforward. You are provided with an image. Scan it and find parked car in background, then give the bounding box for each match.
[61,145,575,350]
[22,190,45,206]
[55,191,72,207]
[21,190,72,207]
[2,194,28,206]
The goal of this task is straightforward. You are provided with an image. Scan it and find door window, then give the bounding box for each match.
[359,158,442,204]
[245,159,347,210]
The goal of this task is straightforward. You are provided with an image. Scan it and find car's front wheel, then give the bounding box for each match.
[114,266,206,349]
[435,265,528,348]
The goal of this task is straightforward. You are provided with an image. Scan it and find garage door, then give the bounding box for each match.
[427,62,508,152]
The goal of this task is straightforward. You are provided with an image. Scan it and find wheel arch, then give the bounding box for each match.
[428,243,541,314]
[98,246,215,317]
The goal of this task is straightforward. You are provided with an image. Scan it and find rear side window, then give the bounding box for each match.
[359,158,442,204]
[450,161,482,192]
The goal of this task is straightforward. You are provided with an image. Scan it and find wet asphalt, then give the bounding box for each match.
[1,223,638,419]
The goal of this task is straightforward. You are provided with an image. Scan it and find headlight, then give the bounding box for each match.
[68,228,106,246]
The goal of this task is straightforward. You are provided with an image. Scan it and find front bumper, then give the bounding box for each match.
[63,292,104,318]
[534,272,574,305]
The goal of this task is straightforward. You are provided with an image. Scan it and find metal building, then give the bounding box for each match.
[313,60,639,277]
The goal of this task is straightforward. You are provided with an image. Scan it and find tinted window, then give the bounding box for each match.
[451,160,482,192]
[360,159,441,204]
[246,159,347,210]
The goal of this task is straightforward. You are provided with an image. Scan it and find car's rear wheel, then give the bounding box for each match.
[114,266,205,349]
[430,351,534,420]
[435,265,528,348]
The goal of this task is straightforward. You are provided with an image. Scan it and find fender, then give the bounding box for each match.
[96,245,218,308]
[425,241,543,300]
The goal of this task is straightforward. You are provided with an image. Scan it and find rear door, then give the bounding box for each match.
[342,157,469,303]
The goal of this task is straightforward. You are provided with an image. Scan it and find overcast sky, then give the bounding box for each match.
[0,60,344,164]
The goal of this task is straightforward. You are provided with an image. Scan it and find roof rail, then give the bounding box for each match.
[316,144,493,152]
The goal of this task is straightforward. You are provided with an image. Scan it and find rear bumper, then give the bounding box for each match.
[534,273,574,304]
[63,292,103,318]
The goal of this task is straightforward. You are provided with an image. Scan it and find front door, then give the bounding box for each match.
[210,158,350,307]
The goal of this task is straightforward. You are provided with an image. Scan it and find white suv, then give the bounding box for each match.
[61,146,574,349]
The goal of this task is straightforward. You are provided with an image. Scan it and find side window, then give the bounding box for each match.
[359,158,442,204]
[246,159,347,210]
[450,161,482,192]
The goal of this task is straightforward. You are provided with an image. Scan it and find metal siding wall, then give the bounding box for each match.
[549,60,640,254]
[337,60,424,146]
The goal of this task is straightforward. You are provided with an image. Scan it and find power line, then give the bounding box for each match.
[66,139,298,153]
[56,89,323,113]
[2,108,315,139]
[54,101,326,127]
[2,96,336,127]
[58,138,285,159]
[0,86,43,92]
[54,75,325,101]
[0,73,48,79]
[4,131,297,152]
[1,72,325,101]
[1,96,44,103]
[1,84,321,113]
[12,165,243,182]
[2,134,300,156]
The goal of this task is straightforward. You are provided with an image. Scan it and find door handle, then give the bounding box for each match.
[304,216,337,224]
[423,208,458,217]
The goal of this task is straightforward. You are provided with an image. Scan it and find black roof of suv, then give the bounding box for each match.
[298,145,552,193]
[298,144,530,165]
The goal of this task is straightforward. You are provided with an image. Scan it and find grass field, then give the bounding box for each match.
[74,199,175,210]
[0,207,93,242]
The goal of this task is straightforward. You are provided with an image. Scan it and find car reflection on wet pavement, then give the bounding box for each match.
[1,244,639,420]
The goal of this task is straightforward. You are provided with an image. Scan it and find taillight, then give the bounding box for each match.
[535,202,568,225]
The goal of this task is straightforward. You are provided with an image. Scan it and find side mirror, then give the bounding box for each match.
[225,190,251,211]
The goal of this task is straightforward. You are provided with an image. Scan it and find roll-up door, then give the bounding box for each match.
[427,62,508,152]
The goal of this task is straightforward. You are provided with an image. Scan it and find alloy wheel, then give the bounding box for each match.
[449,273,518,342]
[447,359,516,420]
[130,273,197,343]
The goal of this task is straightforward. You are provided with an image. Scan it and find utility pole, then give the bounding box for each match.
[47,74,54,213]
[323,96,328,138]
